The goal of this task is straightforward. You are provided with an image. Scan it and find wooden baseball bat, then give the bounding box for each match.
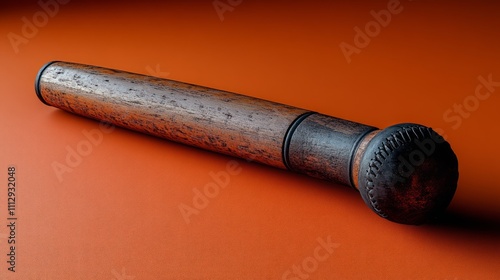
[35,61,459,225]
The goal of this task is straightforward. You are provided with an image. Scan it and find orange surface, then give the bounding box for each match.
[1,0,499,279]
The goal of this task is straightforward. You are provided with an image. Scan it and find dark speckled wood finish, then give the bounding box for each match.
[36,61,459,225]
[37,61,309,169]
[36,62,375,178]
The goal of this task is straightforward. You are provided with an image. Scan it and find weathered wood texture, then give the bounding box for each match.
[36,61,460,224]
[37,62,308,168]
[287,114,377,186]
[37,62,379,187]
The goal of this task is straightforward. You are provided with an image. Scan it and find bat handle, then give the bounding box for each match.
[35,61,459,224]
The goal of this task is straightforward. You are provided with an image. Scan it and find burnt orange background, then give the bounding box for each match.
[1,0,499,279]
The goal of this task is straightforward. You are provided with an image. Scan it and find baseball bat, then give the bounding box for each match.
[35,61,459,225]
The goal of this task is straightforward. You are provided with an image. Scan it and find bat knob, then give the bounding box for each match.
[357,123,459,225]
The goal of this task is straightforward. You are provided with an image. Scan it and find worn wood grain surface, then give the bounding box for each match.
[38,62,382,187]
[38,62,309,168]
